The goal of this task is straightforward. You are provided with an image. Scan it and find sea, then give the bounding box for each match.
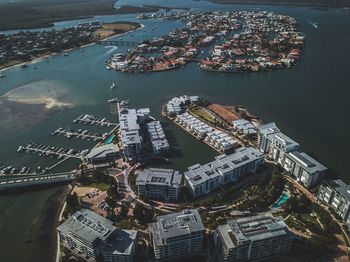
[0,0,349,261]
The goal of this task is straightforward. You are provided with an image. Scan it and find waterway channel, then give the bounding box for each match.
[0,1,349,261]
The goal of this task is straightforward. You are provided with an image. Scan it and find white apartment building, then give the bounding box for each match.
[57,209,137,262]
[318,179,350,229]
[146,121,170,154]
[214,214,294,262]
[119,108,150,162]
[184,147,265,198]
[136,168,181,201]
[148,209,205,260]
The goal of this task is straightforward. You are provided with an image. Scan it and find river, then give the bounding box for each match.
[0,1,349,261]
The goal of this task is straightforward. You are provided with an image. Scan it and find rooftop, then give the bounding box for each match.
[85,143,119,160]
[185,147,264,186]
[287,151,327,174]
[57,209,116,243]
[149,210,205,245]
[217,214,291,250]
[136,168,181,188]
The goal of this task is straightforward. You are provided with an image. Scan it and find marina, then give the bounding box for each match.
[51,127,108,142]
[16,143,89,160]
[73,114,118,127]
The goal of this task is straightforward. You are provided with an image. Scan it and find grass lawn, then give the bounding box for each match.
[88,182,110,191]
[192,108,215,122]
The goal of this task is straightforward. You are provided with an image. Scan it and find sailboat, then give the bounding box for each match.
[110,82,116,89]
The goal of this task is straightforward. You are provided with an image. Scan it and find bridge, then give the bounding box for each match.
[98,40,140,47]
[0,171,78,191]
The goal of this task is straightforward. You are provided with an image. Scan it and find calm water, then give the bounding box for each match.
[0,1,349,261]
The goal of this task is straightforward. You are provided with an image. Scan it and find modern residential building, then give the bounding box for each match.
[148,209,205,260]
[184,147,265,198]
[257,122,280,153]
[213,214,294,262]
[146,121,170,154]
[136,168,181,201]
[119,108,150,162]
[233,119,257,136]
[318,179,350,227]
[166,95,199,116]
[282,151,327,188]
[257,122,327,188]
[176,112,237,152]
[57,209,137,262]
[85,144,120,167]
[267,132,299,164]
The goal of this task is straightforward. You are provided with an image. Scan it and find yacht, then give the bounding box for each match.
[108,97,120,103]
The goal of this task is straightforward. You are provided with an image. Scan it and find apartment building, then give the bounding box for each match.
[282,150,327,188]
[176,112,237,152]
[166,95,199,115]
[136,168,181,201]
[57,209,137,262]
[184,147,265,198]
[213,214,294,262]
[148,209,205,260]
[119,108,150,162]
[257,122,280,153]
[267,132,299,164]
[146,121,170,154]
[318,179,350,227]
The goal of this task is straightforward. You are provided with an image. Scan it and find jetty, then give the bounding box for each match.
[73,114,118,127]
[17,143,89,160]
[51,127,107,142]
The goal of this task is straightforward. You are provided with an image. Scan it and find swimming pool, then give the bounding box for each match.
[273,193,290,208]
[104,135,115,145]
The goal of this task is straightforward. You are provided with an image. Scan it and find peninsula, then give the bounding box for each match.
[0,21,141,71]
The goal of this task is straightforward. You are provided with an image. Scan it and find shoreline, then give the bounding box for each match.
[0,23,144,73]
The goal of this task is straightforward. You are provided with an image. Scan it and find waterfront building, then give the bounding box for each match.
[176,112,236,152]
[119,108,150,162]
[146,121,170,154]
[184,147,265,198]
[282,151,327,188]
[166,95,199,116]
[267,132,299,164]
[136,168,181,201]
[232,119,257,136]
[257,122,280,153]
[57,209,137,262]
[148,209,205,260]
[85,144,120,167]
[213,214,294,262]
[318,179,350,228]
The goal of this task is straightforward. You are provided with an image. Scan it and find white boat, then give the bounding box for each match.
[110,82,116,89]
[309,21,318,29]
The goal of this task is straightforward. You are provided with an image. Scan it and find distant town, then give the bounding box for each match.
[0,21,141,71]
[1,93,349,262]
[107,10,304,73]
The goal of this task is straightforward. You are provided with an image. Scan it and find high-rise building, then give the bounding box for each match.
[136,168,181,201]
[57,209,137,262]
[213,214,294,262]
[148,209,205,260]
[184,147,264,198]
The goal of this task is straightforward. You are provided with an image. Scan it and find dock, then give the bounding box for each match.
[51,127,107,142]
[17,143,89,160]
[73,114,118,127]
